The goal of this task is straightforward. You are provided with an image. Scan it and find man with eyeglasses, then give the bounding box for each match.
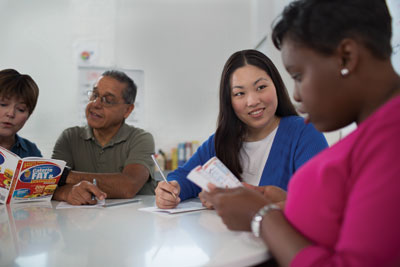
[52,70,156,205]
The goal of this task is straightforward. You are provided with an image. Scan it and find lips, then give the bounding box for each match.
[248,108,265,117]
[1,122,14,128]
[88,110,103,119]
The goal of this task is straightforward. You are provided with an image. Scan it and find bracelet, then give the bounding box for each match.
[58,166,71,187]
[251,204,280,237]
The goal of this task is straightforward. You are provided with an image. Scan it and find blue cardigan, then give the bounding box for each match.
[167,116,328,201]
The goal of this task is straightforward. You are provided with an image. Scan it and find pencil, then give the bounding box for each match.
[151,154,177,199]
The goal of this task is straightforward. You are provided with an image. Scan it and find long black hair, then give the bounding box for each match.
[215,49,297,180]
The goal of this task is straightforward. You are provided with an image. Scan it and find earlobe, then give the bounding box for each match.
[337,38,359,77]
[124,104,134,119]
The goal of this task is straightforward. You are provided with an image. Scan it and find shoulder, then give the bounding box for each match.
[123,124,154,142]
[59,126,86,136]
[280,116,323,136]
[276,116,328,149]
[15,135,42,157]
[56,126,89,142]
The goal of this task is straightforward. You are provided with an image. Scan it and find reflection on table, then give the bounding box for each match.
[0,196,269,267]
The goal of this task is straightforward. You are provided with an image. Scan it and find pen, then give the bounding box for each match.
[92,178,97,201]
[151,154,177,199]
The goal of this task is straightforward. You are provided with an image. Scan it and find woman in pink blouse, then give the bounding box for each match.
[203,0,400,266]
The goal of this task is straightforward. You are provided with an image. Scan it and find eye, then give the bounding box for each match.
[104,96,116,105]
[256,85,267,91]
[232,92,244,97]
[291,73,302,82]
[89,91,98,100]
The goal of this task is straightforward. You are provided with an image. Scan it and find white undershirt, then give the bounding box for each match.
[240,127,278,186]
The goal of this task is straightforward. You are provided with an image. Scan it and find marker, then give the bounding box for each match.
[151,154,177,199]
[92,178,97,201]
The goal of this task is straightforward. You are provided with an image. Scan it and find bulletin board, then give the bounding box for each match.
[78,66,145,128]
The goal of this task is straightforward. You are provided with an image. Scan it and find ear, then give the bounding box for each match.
[123,104,135,119]
[336,38,360,74]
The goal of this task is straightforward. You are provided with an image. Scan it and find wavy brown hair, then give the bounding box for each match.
[215,49,297,180]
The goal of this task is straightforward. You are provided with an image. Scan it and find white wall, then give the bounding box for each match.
[0,0,252,157]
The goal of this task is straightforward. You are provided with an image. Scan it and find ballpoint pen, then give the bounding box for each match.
[92,178,97,201]
[151,154,177,199]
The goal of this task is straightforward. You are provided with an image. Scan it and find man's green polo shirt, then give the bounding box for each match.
[52,123,156,194]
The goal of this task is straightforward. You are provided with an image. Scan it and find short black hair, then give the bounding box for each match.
[272,0,392,59]
[102,70,137,104]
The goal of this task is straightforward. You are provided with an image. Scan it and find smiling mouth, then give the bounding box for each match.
[248,108,265,116]
[89,111,103,118]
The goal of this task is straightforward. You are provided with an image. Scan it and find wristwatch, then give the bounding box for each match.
[251,204,281,237]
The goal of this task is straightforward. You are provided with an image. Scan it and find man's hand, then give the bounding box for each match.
[155,181,181,209]
[65,181,107,205]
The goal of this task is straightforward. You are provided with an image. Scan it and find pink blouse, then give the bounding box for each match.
[285,95,400,267]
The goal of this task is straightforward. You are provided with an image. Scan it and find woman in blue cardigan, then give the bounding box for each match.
[155,49,328,208]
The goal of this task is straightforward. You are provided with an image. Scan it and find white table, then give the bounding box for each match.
[0,196,269,267]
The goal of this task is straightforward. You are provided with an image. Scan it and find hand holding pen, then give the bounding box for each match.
[152,154,181,209]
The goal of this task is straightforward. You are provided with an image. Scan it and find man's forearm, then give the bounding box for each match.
[66,171,148,199]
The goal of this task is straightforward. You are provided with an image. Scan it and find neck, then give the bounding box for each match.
[357,61,400,124]
[246,116,280,142]
[92,123,123,147]
[0,135,16,150]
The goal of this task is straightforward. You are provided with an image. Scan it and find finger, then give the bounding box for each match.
[158,181,179,196]
[206,183,217,191]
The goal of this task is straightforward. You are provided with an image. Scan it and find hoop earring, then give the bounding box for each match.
[341,68,349,76]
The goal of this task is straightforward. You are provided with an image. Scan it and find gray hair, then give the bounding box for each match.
[102,70,137,104]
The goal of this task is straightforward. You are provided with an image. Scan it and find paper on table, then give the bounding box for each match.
[56,198,141,209]
[139,201,206,214]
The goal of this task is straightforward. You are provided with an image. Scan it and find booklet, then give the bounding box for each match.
[187,157,242,191]
[0,146,66,204]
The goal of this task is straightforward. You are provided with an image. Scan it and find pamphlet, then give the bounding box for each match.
[187,157,242,191]
[0,146,66,204]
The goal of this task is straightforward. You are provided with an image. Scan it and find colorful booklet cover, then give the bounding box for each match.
[187,156,242,191]
[0,147,66,204]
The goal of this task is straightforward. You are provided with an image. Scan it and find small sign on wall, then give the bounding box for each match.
[73,41,99,66]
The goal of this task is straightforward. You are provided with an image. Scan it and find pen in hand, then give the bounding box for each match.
[151,154,177,199]
[92,178,97,201]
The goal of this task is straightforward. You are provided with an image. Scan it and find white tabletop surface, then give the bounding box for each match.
[0,196,269,267]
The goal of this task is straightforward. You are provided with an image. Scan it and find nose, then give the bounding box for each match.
[5,106,16,118]
[91,97,103,108]
[246,92,260,107]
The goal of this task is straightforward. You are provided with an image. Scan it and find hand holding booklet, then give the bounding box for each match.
[0,146,66,204]
[187,157,242,191]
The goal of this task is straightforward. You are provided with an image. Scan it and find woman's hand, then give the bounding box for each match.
[199,189,214,209]
[243,183,287,208]
[155,180,181,209]
[202,185,269,231]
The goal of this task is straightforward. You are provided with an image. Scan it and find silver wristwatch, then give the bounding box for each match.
[251,204,280,237]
